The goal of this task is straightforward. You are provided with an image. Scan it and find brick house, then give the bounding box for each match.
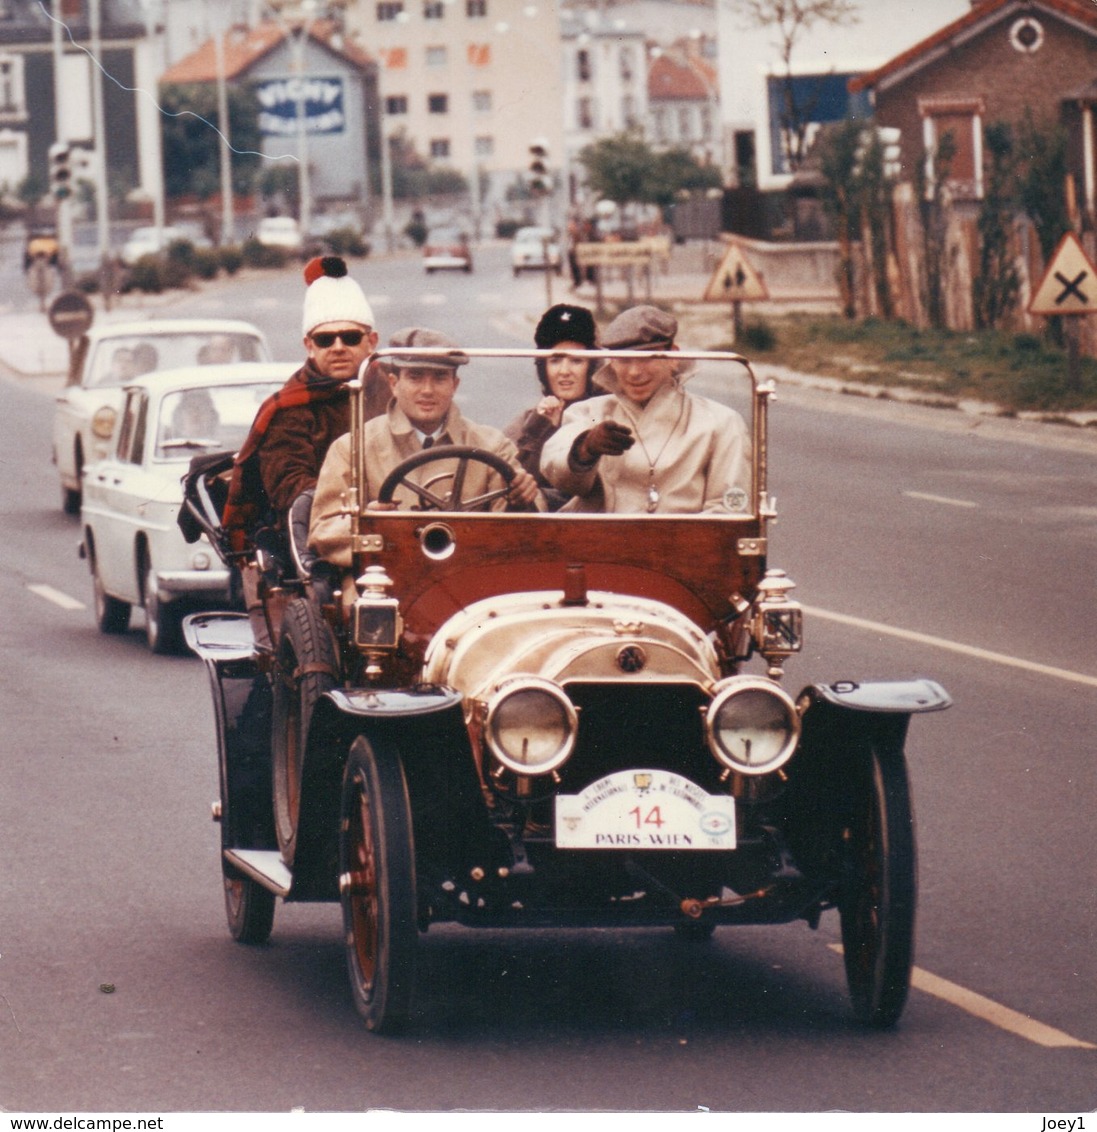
[850,0,1097,216]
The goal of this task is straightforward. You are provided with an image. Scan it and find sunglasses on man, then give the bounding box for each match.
[310,329,368,349]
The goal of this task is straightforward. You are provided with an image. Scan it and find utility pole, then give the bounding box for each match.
[51,0,74,287]
[89,0,114,308]
[212,19,235,244]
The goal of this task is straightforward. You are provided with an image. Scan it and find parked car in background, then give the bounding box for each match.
[510,226,561,275]
[423,226,472,273]
[120,225,211,267]
[80,363,293,654]
[256,216,304,255]
[53,318,270,515]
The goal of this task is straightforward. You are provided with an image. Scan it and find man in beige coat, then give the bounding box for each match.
[309,327,541,568]
[540,306,751,514]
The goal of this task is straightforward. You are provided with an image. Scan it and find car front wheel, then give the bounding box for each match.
[92,552,131,634]
[339,735,417,1033]
[839,735,916,1028]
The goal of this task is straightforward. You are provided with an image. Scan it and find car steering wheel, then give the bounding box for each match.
[376,445,520,511]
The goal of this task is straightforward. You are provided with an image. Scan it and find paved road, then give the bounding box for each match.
[1,247,1094,1117]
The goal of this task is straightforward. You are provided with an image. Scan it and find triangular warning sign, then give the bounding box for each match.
[704,242,769,303]
[1029,232,1097,315]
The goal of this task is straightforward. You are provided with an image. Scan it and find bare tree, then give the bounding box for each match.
[725,0,860,171]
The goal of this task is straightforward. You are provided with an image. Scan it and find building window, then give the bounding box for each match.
[428,93,449,114]
[577,50,592,82]
[622,95,637,129]
[652,107,668,144]
[0,54,25,116]
[619,48,633,81]
[577,97,594,130]
[385,95,408,115]
[424,1,444,18]
[474,135,493,157]
[467,0,487,15]
[430,138,450,159]
[472,89,492,114]
[920,97,983,200]
[468,43,491,66]
[678,107,691,139]
[377,2,404,20]
[426,45,447,67]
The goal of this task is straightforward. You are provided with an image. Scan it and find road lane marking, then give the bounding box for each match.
[904,490,978,508]
[27,584,84,611]
[804,605,1097,689]
[827,946,1094,1048]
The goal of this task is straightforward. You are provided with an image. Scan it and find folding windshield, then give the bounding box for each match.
[349,346,767,520]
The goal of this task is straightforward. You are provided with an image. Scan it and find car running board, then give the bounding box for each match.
[224,849,292,896]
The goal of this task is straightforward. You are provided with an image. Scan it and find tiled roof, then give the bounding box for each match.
[160,19,373,85]
[850,0,1097,93]
[648,51,717,102]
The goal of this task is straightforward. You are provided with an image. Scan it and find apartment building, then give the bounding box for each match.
[347,0,565,216]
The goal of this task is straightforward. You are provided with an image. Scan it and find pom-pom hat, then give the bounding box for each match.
[301,255,375,338]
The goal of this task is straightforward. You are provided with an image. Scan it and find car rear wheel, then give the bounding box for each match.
[144,561,183,655]
[272,598,337,862]
[223,872,275,945]
[839,737,916,1028]
[340,735,417,1033]
[62,485,81,516]
[92,554,131,634]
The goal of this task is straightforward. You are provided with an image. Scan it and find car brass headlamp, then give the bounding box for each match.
[91,405,117,440]
[751,568,803,678]
[484,677,578,776]
[352,566,402,677]
[705,675,800,777]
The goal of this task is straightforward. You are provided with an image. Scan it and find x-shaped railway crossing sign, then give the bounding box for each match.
[1029,232,1097,316]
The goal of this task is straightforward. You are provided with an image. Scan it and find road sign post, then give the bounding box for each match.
[1028,231,1097,391]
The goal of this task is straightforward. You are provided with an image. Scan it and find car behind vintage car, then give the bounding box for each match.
[422,226,473,273]
[180,345,949,1034]
[510,226,562,275]
[80,363,292,653]
[53,318,270,515]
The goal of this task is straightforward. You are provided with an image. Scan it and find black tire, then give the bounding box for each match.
[839,739,917,1028]
[144,560,183,655]
[62,485,81,516]
[272,598,337,861]
[91,552,131,634]
[223,872,275,944]
[340,735,417,1033]
[673,920,716,941]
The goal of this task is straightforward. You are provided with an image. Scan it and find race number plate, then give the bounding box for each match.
[555,769,736,850]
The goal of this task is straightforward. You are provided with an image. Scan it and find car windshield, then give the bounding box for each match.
[516,228,553,243]
[427,228,463,245]
[86,332,268,388]
[155,382,282,459]
[350,346,761,519]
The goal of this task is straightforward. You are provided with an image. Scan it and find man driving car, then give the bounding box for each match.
[309,327,542,568]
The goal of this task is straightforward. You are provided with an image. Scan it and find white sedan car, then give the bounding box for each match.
[255,216,304,254]
[510,226,562,275]
[53,318,270,515]
[80,363,294,654]
[120,224,212,266]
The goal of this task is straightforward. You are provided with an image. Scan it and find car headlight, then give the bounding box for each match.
[705,676,800,776]
[91,406,116,440]
[484,677,577,776]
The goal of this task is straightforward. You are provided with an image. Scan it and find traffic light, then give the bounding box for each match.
[49,142,71,201]
[528,137,551,195]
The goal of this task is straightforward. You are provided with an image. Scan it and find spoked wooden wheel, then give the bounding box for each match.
[839,739,917,1027]
[339,736,417,1033]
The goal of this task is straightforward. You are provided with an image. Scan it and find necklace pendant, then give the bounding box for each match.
[646,483,659,513]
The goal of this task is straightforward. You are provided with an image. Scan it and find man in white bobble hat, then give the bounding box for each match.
[225,255,385,548]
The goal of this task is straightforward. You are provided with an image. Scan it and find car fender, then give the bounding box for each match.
[293,686,494,900]
[801,678,951,716]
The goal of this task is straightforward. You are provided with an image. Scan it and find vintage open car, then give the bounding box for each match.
[180,344,950,1034]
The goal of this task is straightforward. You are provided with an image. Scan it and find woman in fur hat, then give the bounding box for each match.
[504,303,602,511]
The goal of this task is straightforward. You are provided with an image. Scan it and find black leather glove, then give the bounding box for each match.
[577,420,634,463]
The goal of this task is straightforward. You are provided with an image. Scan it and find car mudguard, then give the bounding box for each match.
[292,685,497,901]
[802,677,951,715]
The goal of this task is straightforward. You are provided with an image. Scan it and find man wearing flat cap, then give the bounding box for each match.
[540,305,750,514]
[309,327,542,566]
